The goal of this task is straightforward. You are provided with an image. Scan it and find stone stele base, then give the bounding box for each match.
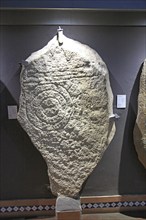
[56,195,81,220]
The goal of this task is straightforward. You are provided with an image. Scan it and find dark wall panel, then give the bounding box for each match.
[0,0,146,9]
[0,22,146,200]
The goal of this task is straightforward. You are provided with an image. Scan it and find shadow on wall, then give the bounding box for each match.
[118,63,146,195]
[0,80,53,200]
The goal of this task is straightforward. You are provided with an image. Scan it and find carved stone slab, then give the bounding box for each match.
[17,34,115,197]
[134,59,146,169]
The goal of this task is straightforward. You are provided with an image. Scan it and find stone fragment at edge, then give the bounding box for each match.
[17,34,116,197]
[134,59,146,169]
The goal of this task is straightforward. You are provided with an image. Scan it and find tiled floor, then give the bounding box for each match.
[9,212,145,220]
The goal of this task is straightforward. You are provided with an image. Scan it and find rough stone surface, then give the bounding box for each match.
[134,59,146,169]
[17,34,115,197]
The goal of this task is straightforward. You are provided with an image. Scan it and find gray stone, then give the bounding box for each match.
[134,59,146,169]
[17,34,115,197]
[56,195,81,211]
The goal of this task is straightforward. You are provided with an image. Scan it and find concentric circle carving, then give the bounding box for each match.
[27,83,72,131]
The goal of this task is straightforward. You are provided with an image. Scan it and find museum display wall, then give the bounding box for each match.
[1,0,146,9]
[0,10,146,201]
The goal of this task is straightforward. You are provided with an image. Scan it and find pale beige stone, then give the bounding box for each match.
[17,34,115,197]
[134,59,146,169]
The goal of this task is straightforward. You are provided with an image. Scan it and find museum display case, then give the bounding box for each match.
[0,8,146,219]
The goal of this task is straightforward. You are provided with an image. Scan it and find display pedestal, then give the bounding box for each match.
[56,210,81,220]
[56,195,82,220]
